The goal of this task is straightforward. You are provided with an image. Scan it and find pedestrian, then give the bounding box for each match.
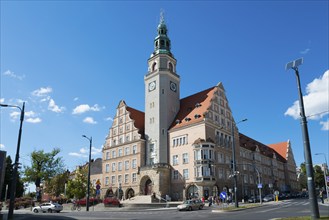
[208,196,213,207]
[201,196,205,204]
[319,190,324,204]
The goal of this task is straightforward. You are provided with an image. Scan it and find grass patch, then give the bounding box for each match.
[278,217,329,220]
[219,203,260,211]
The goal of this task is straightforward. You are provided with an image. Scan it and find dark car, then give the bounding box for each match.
[103,196,122,207]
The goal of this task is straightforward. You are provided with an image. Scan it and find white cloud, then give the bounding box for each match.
[91,146,102,155]
[285,70,329,129]
[320,119,329,131]
[300,48,310,55]
[26,117,42,123]
[68,152,87,158]
[9,111,21,120]
[0,98,4,103]
[3,70,25,80]
[0,144,5,149]
[83,117,97,124]
[72,104,101,115]
[48,98,65,113]
[31,87,52,97]
[73,97,79,101]
[105,116,113,121]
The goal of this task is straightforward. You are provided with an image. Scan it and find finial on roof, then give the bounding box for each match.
[160,9,165,24]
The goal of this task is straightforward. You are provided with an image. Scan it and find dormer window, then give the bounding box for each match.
[194,114,201,119]
[184,117,191,122]
[195,103,201,108]
[175,119,181,124]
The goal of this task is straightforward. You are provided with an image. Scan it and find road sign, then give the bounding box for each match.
[257,183,263,189]
[220,191,227,200]
[326,176,329,183]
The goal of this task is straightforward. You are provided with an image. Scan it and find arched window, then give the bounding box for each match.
[168,62,173,72]
[152,62,157,71]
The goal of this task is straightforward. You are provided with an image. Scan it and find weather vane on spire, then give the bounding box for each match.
[160,9,165,24]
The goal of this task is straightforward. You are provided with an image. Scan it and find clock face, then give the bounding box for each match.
[170,81,177,92]
[149,81,156,91]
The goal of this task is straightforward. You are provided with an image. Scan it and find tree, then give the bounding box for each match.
[44,170,70,197]
[314,165,325,189]
[1,156,24,200]
[66,166,95,199]
[23,148,65,201]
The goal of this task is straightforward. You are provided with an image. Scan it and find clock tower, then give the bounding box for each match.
[144,14,180,165]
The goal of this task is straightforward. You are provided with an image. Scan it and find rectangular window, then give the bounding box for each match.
[118,162,122,171]
[111,176,116,185]
[173,155,178,165]
[125,147,130,155]
[112,163,116,172]
[132,145,137,154]
[132,173,137,182]
[106,152,110,160]
[173,170,178,179]
[105,164,110,173]
[112,150,116,158]
[118,148,123,157]
[183,169,189,179]
[182,153,188,164]
[125,174,129,183]
[125,160,129,170]
[132,159,137,169]
[118,175,122,183]
[105,177,109,185]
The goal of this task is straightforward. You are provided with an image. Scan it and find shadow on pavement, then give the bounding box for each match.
[0,213,76,220]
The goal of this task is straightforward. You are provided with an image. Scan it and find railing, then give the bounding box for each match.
[156,194,169,208]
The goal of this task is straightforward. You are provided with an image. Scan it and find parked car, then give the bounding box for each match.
[103,196,122,207]
[32,202,63,213]
[263,194,274,202]
[177,199,204,211]
[248,195,261,203]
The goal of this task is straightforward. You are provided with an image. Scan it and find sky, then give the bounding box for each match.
[1,1,328,183]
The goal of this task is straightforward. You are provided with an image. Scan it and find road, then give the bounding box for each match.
[1,198,328,220]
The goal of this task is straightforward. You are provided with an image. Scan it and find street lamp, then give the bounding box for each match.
[0,102,25,219]
[231,118,247,208]
[286,58,319,219]
[82,135,92,212]
[315,153,329,201]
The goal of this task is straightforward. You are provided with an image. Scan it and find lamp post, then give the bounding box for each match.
[82,135,92,212]
[315,153,329,201]
[231,118,247,208]
[286,58,319,219]
[0,102,25,219]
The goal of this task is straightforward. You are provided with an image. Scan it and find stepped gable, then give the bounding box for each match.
[170,86,216,130]
[126,106,145,138]
[239,133,286,163]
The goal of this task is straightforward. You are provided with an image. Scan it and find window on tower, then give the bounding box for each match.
[169,62,173,72]
[152,62,156,71]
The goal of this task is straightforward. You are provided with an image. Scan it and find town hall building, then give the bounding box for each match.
[100,15,298,201]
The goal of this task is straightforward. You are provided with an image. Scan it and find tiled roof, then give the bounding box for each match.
[126,106,145,138]
[239,133,286,163]
[169,86,216,130]
[268,142,288,160]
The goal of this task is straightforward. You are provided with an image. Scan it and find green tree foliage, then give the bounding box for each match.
[44,170,70,197]
[66,166,88,199]
[314,165,325,189]
[66,166,95,199]
[1,156,24,200]
[23,148,65,193]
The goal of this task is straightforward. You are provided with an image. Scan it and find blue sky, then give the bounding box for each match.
[1,1,328,178]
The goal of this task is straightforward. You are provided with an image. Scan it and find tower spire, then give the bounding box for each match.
[152,10,172,56]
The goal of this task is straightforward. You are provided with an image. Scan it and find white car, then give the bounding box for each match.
[32,202,63,213]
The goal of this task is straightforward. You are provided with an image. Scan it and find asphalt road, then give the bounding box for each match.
[1,198,328,220]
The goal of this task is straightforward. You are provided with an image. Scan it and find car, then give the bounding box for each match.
[32,202,63,213]
[263,194,274,202]
[248,195,261,203]
[103,196,122,207]
[177,199,204,211]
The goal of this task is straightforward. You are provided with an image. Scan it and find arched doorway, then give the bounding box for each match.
[105,188,114,198]
[186,185,199,199]
[145,179,152,195]
[114,189,124,200]
[126,188,135,199]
